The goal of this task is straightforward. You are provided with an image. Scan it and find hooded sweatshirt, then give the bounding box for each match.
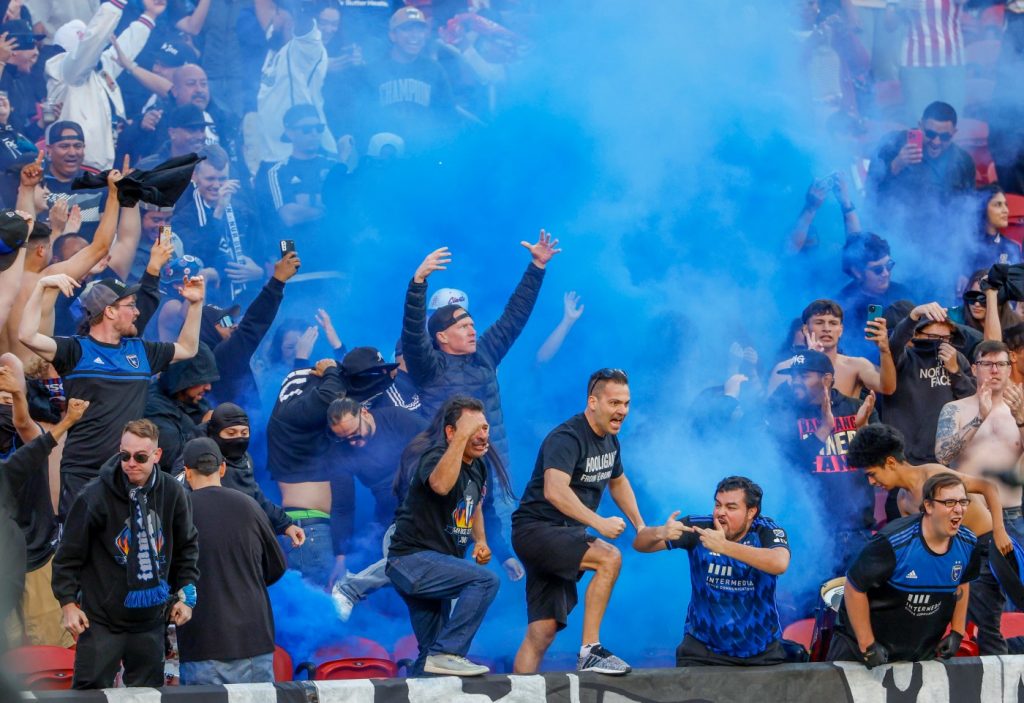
[144,343,219,473]
[879,316,977,463]
[51,453,199,632]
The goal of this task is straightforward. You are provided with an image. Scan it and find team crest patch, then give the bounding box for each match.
[126,354,140,369]
[952,561,963,581]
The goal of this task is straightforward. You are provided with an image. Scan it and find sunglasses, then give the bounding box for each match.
[923,129,953,142]
[292,124,325,134]
[588,367,628,396]
[866,260,896,276]
[963,291,986,306]
[119,450,152,464]
[918,332,952,341]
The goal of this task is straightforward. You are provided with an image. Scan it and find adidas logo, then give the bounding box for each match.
[93,357,104,364]
[905,570,918,579]
[289,176,302,184]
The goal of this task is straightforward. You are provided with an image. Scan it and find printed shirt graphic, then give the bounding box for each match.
[388,446,487,559]
[670,516,789,658]
[837,514,981,660]
[514,413,625,527]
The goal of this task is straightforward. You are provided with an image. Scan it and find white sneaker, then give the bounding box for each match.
[423,653,489,676]
[330,584,355,622]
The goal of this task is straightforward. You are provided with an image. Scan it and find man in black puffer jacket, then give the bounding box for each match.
[145,343,219,472]
[401,231,561,472]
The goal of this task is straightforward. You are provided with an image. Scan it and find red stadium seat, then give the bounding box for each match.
[782,618,814,650]
[317,637,392,661]
[314,657,398,680]
[953,118,995,186]
[273,646,294,682]
[392,634,419,663]
[1001,612,1024,639]
[2,645,76,690]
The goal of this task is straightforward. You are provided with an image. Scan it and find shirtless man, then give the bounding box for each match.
[935,340,1024,655]
[769,299,895,399]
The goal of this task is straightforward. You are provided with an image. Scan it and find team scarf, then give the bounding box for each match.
[123,469,170,609]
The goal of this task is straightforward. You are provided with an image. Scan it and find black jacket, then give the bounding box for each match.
[145,343,220,472]
[266,365,347,483]
[206,278,286,409]
[51,455,199,632]
[401,262,545,468]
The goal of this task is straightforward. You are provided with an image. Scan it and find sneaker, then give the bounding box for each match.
[577,645,631,675]
[423,653,490,676]
[330,584,355,622]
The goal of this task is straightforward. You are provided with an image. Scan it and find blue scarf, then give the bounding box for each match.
[123,470,170,609]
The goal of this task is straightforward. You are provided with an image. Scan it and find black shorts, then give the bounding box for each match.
[512,520,595,630]
[675,634,789,667]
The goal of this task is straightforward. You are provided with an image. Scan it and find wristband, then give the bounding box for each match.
[177,583,197,608]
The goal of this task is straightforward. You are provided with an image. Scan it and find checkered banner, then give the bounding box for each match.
[20,657,1024,703]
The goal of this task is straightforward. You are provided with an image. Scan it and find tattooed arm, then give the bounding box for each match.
[934,402,983,466]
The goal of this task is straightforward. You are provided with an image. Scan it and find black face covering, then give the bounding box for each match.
[913,338,942,354]
[214,435,249,461]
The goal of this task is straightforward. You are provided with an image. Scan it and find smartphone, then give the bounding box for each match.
[159,225,172,246]
[280,239,296,256]
[867,304,883,320]
[907,129,923,150]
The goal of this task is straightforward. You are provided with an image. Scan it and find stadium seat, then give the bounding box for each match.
[2,645,76,690]
[392,633,419,663]
[1002,612,1024,639]
[953,118,995,186]
[313,657,398,680]
[319,636,392,661]
[273,646,293,682]
[782,618,814,651]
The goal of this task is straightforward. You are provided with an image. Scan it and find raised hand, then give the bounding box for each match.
[855,391,876,428]
[295,326,319,360]
[520,229,562,269]
[563,290,584,322]
[65,204,82,235]
[64,398,90,424]
[48,198,69,233]
[273,251,301,282]
[179,274,206,304]
[315,308,343,349]
[20,150,44,189]
[1003,382,1024,425]
[39,274,80,297]
[312,358,337,377]
[910,302,947,323]
[865,317,889,353]
[414,246,451,283]
[979,384,994,420]
[660,510,685,542]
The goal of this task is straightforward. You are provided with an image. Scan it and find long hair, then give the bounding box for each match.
[963,268,1020,333]
[392,395,513,502]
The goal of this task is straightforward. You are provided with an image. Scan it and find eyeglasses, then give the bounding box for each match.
[119,450,152,464]
[292,124,325,135]
[111,302,138,310]
[928,498,971,509]
[866,260,896,276]
[923,129,953,142]
[963,291,987,307]
[587,368,628,396]
[336,415,367,445]
[918,332,952,341]
[974,360,1012,369]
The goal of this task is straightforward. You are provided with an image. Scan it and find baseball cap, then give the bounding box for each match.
[0,210,28,272]
[153,38,195,68]
[182,436,224,472]
[45,121,85,145]
[163,254,203,281]
[202,303,241,327]
[389,6,427,31]
[167,104,213,130]
[79,278,141,317]
[778,350,834,376]
[427,304,470,340]
[341,347,399,377]
[0,20,44,50]
[428,287,468,312]
[280,103,322,142]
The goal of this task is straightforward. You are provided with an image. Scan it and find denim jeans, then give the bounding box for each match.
[279,520,333,588]
[338,524,394,603]
[179,653,275,685]
[386,550,499,675]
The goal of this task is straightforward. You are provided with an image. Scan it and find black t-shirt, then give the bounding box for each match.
[388,445,487,558]
[513,413,624,527]
[51,335,176,476]
[0,409,56,571]
[332,406,426,493]
[176,486,286,662]
[835,515,982,661]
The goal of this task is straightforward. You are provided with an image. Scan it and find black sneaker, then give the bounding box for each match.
[577,645,631,675]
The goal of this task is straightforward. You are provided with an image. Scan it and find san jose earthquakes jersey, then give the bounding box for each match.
[51,335,175,476]
[836,514,981,661]
[669,515,789,658]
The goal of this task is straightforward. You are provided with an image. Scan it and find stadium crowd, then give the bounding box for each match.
[1,0,1024,691]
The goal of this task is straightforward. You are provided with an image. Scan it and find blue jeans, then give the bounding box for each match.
[179,653,275,685]
[386,550,499,675]
[279,520,333,588]
[338,524,394,603]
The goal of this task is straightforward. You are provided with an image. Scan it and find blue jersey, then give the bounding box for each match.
[837,514,981,661]
[669,515,789,658]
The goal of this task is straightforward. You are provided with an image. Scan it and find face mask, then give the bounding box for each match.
[913,338,941,354]
[215,435,249,460]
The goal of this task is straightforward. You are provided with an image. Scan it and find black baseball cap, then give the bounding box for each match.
[427,304,470,340]
[182,437,224,472]
[281,104,322,142]
[341,347,398,377]
[778,350,834,376]
[0,20,44,50]
[153,38,195,68]
[0,209,28,272]
[202,303,241,327]
[79,278,141,317]
[46,121,85,145]
[167,104,213,130]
